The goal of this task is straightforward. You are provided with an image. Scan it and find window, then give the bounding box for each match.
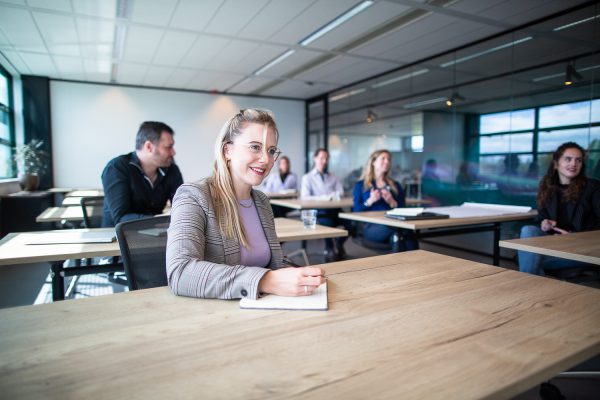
[539,99,600,128]
[0,65,14,178]
[411,135,423,152]
[479,109,535,134]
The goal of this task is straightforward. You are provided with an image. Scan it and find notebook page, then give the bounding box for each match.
[240,282,328,311]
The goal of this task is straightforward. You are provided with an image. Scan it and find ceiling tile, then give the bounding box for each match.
[204,0,269,36]
[0,6,45,47]
[256,48,324,77]
[131,0,179,26]
[308,1,411,51]
[26,0,72,12]
[179,35,230,68]
[143,66,174,86]
[0,29,10,46]
[80,43,112,59]
[164,67,197,88]
[72,0,116,18]
[19,52,57,75]
[187,70,223,90]
[170,0,224,32]
[237,0,311,41]
[203,39,260,72]
[231,44,291,74]
[261,79,336,98]
[122,26,164,63]
[47,44,81,57]
[83,58,111,75]
[297,55,397,84]
[76,18,115,44]
[1,0,26,5]
[153,31,197,66]
[53,55,85,78]
[117,63,149,85]
[227,75,275,93]
[269,0,359,44]
[0,49,31,74]
[33,12,78,45]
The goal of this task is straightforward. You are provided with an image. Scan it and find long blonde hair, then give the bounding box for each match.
[359,149,398,194]
[209,109,279,247]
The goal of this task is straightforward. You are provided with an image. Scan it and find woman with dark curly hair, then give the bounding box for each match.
[518,141,600,275]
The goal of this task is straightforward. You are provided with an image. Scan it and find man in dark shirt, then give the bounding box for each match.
[101,121,183,227]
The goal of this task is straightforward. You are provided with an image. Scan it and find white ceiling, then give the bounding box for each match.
[0,0,594,100]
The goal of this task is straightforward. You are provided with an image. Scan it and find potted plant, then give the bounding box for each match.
[13,139,49,191]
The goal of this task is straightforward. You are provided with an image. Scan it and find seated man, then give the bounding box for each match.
[101,121,183,227]
[301,148,348,262]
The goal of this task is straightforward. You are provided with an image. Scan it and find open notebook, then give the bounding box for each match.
[24,230,116,245]
[240,282,328,311]
[386,207,449,220]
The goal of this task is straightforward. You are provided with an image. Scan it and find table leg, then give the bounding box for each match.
[50,261,66,301]
[493,223,501,266]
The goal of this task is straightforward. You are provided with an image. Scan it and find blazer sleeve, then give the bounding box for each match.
[166,184,270,300]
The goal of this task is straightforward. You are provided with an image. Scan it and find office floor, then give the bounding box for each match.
[14,236,600,399]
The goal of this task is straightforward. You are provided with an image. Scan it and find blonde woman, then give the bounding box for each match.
[353,149,417,251]
[166,109,325,299]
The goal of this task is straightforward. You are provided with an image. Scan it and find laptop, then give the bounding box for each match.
[25,231,116,245]
[385,211,449,221]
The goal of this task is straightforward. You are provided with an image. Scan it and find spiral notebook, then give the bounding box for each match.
[240,282,328,311]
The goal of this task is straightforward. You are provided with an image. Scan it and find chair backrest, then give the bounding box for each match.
[80,196,104,228]
[115,215,170,291]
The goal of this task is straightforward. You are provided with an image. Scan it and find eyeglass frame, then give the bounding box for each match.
[227,141,282,161]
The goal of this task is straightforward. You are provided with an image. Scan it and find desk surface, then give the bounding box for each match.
[339,210,538,230]
[1,250,599,399]
[66,189,104,197]
[270,197,427,210]
[36,206,102,223]
[500,230,600,265]
[0,218,346,266]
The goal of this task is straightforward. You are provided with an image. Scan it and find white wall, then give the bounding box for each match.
[50,81,305,188]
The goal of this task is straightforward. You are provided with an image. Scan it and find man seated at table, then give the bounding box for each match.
[101,121,184,227]
[301,148,347,262]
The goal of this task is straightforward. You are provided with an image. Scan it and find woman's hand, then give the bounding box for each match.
[366,188,381,206]
[380,188,397,208]
[258,267,326,296]
[540,219,557,232]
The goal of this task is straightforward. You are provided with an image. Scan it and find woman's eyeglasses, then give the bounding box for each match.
[230,142,281,161]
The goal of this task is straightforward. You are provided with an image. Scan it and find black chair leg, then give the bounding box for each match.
[539,381,565,400]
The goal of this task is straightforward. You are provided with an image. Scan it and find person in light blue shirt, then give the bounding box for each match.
[301,148,347,261]
[263,156,298,192]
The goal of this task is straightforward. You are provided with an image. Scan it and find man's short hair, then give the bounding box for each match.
[135,121,174,150]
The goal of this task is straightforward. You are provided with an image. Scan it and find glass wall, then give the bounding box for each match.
[0,64,14,178]
[315,2,600,207]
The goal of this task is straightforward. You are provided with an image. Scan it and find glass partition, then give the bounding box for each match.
[318,2,600,207]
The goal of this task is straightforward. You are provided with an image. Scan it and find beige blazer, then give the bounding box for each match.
[166,178,283,300]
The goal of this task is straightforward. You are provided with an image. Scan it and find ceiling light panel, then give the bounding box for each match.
[179,35,230,69]
[232,44,296,75]
[131,0,178,26]
[152,31,197,66]
[250,48,323,78]
[76,18,114,44]
[204,0,268,36]
[122,26,163,63]
[169,0,222,32]
[270,0,359,45]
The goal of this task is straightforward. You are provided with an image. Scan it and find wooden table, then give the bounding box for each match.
[1,250,598,399]
[36,206,103,223]
[264,190,298,199]
[270,197,430,210]
[339,210,538,266]
[66,189,104,197]
[500,230,600,265]
[0,218,347,301]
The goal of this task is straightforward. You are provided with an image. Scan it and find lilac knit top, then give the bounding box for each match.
[238,198,271,267]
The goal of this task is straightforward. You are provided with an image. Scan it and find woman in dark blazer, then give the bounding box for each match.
[166,109,325,299]
[519,141,600,275]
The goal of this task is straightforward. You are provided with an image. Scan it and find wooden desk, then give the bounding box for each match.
[0,218,346,301]
[1,250,599,399]
[500,230,600,265]
[270,197,354,210]
[36,206,102,223]
[66,189,104,197]
[264,190,298,199]
[339,210,538,266]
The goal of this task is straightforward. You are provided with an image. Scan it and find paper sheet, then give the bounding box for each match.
[425,202,531,218]
[240,282,328,311]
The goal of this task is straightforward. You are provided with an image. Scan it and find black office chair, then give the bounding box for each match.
[80,196,104,228]
[115,215,170,291]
